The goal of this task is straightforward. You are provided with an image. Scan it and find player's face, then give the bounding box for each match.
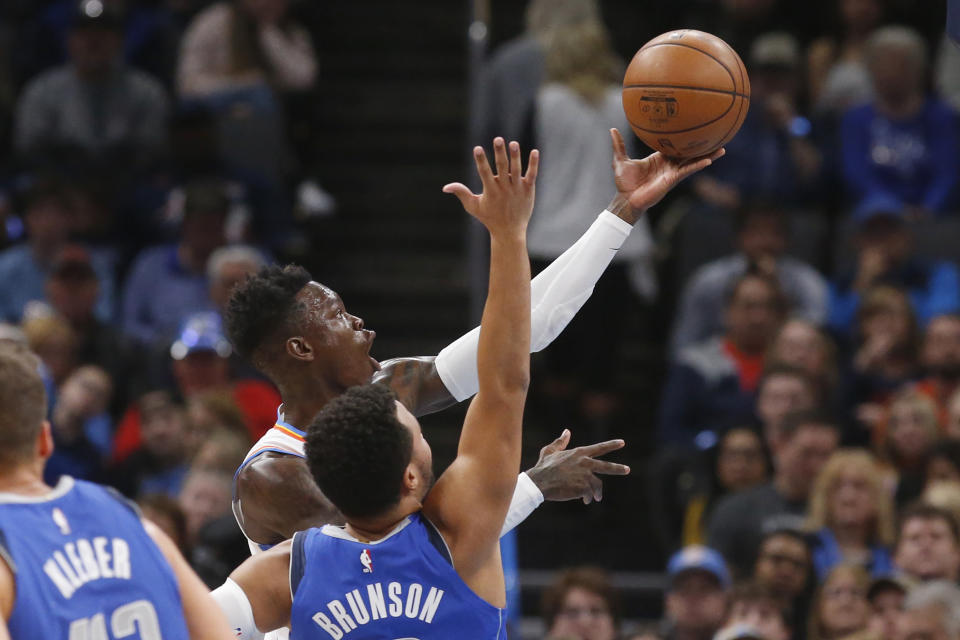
[396,401,434,501]
[297,283,380,387]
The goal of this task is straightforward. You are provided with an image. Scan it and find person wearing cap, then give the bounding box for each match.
[660,546,731,640]
[121,179,231,348]
[841,26,958,216]
[690,32,820,214]
[0,181,116,324]
[866,574,910,640]
[13,0,169,170]
[111,311,280,463]
[827,195,960,337]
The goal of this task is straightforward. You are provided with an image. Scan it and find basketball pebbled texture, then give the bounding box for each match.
[622,29,750,158]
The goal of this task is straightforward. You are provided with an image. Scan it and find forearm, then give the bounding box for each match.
[436,207,633,401]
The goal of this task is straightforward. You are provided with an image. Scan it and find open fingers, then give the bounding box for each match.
[587,459,631,476]
[577,439,626,458]
[508,140,521,180]
[472,146,494,185]
[610,128,628,162]
[589,474,603,503]
[441,183,479,211]
[675,148,724,182]
[540,428,571,457]
[493,137,509,178]
[524,149,540,184]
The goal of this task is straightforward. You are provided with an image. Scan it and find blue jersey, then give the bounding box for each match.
[0,477,189,640]
[290,512,506,640]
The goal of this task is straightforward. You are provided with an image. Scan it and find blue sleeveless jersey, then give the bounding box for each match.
[0,476,189,640]
[290,512,506,640]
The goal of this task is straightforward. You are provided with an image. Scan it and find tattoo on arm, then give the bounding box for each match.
[373,356,457,417]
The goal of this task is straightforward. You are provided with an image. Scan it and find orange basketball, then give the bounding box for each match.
[622,29,750,159]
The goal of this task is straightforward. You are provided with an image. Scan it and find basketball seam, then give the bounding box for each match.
[623,84,749,99]
[714,38,749,150]
[630,42,736,92]
[623,90,735,134]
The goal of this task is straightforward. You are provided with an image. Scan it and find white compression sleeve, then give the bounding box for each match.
[212,578,264,640]
[436,210,633,401]
[500,472,545,537]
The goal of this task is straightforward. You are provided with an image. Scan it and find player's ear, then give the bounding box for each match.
[403,465,418,493]
[286,336,314,362]
[37,421,54,460]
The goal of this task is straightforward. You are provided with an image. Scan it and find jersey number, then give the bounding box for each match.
[68,600,163,640]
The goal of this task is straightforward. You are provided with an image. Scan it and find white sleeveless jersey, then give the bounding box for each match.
[232,407,305,640]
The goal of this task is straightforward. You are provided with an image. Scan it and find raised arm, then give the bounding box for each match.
[424,138,536,599]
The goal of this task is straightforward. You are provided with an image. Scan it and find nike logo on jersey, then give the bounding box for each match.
[311,582,445,639]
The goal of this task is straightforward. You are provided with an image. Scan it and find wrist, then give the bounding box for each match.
[607,193,644,225]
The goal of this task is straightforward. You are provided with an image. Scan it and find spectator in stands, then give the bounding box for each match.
[841,26,958,215]
[898,581,960,640]
[541,566,619,640]
[13,0,168,171]
[179,467,232,547]
[660,271,788,447]
[720,582,791,640]
[476,0,601,146]
[660,547,730,640]
[44,245,139,412]
[0,182,115,323]
[926,440,960,489]
[108,389,191,498]
[44,365,112,483]
[915,314,960,426]
[137,493,189,553]
[22,312,78,389]
[753,528,813,630]
[808,565,871,640]
[709,410,840,576]
[893,503,960,583]
[806,0,883,114]
[828,198,960,336]
[766,319,839,405]
[184,389,249,453]
[177,0,317,99]
[882,389,941,504]
[680,428,769,546]
[207,245,266,313]
[690,33,821,212]
[525,11,657,431]
[122,180,228,347]
[190,429,248,474]
[923,482,960,533]
[805,450,895,579]
[947,389,960,439]
[755,365,820,453]
[112,312,279,461]
[865,575,908,640]
[672,202,828,354]
[842,286,919,440]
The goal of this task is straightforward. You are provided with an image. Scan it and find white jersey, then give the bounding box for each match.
[232,407,304,640]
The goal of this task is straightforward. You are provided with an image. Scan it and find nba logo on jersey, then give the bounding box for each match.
[52,508,70,535]
[360,549,373,573]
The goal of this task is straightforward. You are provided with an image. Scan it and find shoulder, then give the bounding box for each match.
[688,256,744,290]
[122,68,168,98]
[676,338,732,379]
[185,1,231,36]
[20,67,72,99]
[488,36,542,70]
[238,451,306,489]
[0,245,32,271]
[128,244,175,272]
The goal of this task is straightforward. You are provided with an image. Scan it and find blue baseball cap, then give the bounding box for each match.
[170,312,232,360]
[667,545,731,589]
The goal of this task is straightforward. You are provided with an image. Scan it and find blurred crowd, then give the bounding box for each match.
[2,0,960,638]
[491,0,960,638]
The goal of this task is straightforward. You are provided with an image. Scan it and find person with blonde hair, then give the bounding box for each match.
[807,450,895,579]
[882,388,941,505]
[807,564,871,640]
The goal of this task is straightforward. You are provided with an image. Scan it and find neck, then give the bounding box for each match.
[278,375,346,428]
[343,498,421,542]
[729,336,763,356]
[831,521,870,550]
[177,244,208,275]
[774,472,807,502]
[878,93,923,120]
[0,462,50,497]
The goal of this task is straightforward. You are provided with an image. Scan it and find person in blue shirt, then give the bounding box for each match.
[841,26,959,215]
[0,341,234,640]
[828,195,960,337]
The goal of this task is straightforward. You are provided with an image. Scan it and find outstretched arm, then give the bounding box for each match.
[213,541,293,639]
[424,138,536,602]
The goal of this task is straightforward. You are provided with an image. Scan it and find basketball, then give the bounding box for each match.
[622,29,750,159]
